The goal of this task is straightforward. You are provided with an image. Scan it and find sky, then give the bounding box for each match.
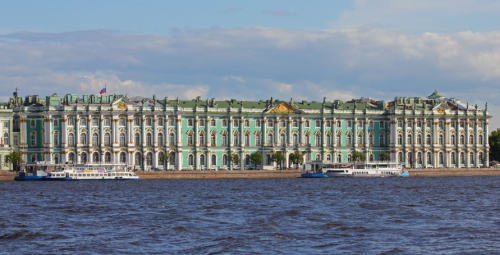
[1,0,500,129]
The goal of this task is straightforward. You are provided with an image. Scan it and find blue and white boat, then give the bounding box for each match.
[301,161,328,178]
[14,162,140,181]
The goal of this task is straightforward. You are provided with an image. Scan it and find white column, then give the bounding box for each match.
[153,115,157,147]
[61,115,67,148]
[128,116,134,146]
[176,115,182,147]
[206,116,211,146]
[114,117,119,146]
[142,115,146,147]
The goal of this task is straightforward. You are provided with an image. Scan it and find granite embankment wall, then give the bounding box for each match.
[136,170,303,180]
[408,168,500,177]
[2,169,500,181]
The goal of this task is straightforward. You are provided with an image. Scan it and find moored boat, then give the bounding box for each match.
[325,162,404,178]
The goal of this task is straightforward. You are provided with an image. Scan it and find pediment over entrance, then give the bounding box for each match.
[269,102,297,114]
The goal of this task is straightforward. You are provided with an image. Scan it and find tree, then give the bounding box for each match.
[489,130,500,161]
[5,152,22,172]
[379,152,390,161]
[228,153,240,170]
[289,152,304,170]
[271,153,286,170]
[249,152,263,169]
[159,152,170,171]
[352,151,366,168]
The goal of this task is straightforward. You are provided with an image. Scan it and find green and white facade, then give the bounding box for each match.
[4,90,492,170]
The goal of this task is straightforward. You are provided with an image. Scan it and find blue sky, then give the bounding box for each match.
[1,1,500,127]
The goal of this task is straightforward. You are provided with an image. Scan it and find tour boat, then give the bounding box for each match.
[14,162,140,181]
[324,162,404,178]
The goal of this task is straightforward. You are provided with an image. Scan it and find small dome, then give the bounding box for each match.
[427,89,444,99]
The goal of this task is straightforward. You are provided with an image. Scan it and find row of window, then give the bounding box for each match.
[397,151,485,165]
[396,119,483,129]
[396,134,484,145]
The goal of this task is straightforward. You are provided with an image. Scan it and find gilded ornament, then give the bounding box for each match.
[118,102,127,110]
[270,102,296,114]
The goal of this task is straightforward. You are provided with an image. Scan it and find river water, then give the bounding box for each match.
[1,177,500,254]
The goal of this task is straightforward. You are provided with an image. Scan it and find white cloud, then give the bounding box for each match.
[1,27,500,130]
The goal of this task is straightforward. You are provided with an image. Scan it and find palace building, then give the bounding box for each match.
[0,89,491,170]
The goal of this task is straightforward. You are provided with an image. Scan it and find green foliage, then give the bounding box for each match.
[489,130,500,161]
[352,151,366,162]
[289,152,304,169]
[271,153,286,169]
[159,153,170,168]
[249,152,263,166]
[228,153,240,169]
[379,152,390,161]
[5,152,22,171]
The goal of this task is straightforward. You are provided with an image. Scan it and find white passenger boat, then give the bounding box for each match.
[324,162,403,178]
[15,162,140,181]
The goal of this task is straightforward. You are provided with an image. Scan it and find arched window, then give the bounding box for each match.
[120,133,126,146]
[439,152,443,164]
[305,134,310,146]
[451,152,456,164]
[169,133,175,145]
[460,135,465,145]
[223,154,228,166]
[92,133,99,146]
[92,152,99,163]
[417,152,422,163]
[81,153,87,164]
[68,133,75,146]
[267,154,272,165]
[54,155,59,164]
[233,134,239,145]
[305,120,310,128]
[187,134,193,146]
[135,133,140,146]
[460,152,465,164]
[326,154,331,161]
[315,134,320,146]
[135,153,141,166]
[326,134,331,146]
[199,134,205,146]
[245,154,250,165]
[347,154,352,162]
[3,132,8,145]
[281,119,286,128]
[68,153,75,164]
[426,134,432,144]
[105,152,111,163]
[417,134,422,145]
[169,152,175,165]
[326,120,331,128]
[222,134,228,146]
[146,133,152,146]
[337,153,342,163]
[293,119,298,127]
[146,152,152,166]
[479,152,484,164]
[469,135,474,144]
[31,154,37,162]
[245,119,250,127]
[315,154,321,161]
[119,117,125,126]
[154,133,163,146]
[211,134,216,146]
[80,133,87,145]
[255,134,261,146]
[368,134,373,145]
[357,135,363,145]
[346,134,352,145]
[470,152,474,164]
[315,119,321,128]
[200,154,205,166]
[451,134,456,145]
[369,154,374,162]
[245,134,250,146]
[379,134,384,146]
[347,120,351,128]
[267,134,273,145]
[439,134,444,145]
[407,135,412,145]
[397,134,403,145]
[293,134,298,146]
[120,152,126,163]
[211,154,216,166]
[427,152,432,164]
[398,152,403,162]
[479,135,483,144]
[337,135,341,146]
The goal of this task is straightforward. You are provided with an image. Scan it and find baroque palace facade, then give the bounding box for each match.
[0,90,491,170]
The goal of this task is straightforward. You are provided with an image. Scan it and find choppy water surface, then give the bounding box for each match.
[1,177,500,254]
